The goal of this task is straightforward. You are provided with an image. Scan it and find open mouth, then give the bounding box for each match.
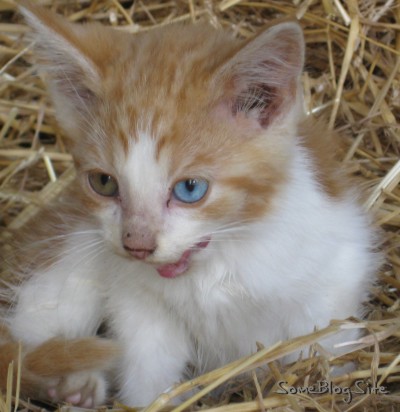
[156,238,210,279]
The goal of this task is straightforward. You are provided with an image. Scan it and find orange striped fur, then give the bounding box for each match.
[0,335,120,399]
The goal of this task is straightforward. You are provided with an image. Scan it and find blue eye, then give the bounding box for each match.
[173,178,209,204]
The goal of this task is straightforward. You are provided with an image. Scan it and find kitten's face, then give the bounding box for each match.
[81,92,291,278]
[21,3,304,277]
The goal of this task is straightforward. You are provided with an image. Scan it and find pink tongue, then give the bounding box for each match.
[156,250,191,279]
[156,239,210,279]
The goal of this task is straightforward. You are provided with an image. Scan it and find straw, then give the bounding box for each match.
[1,0,399,411]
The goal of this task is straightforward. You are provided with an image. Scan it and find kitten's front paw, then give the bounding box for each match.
[46,370,107,408]
[20,337,120,406]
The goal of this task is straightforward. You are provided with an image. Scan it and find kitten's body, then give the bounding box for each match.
[1,1,378,407]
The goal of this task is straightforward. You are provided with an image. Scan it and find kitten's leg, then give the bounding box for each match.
[0,338,120,407]
[110,295,192,407]
[10,273,111,407]
[9,259,106,345]
[117,326,191,407]
[23,338,120,406]
[5,233,112,405]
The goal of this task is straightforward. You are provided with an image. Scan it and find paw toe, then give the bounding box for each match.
[65,392,82,405]
[47,387,57,399]
[81,396,94,408]
[44,371,106,407]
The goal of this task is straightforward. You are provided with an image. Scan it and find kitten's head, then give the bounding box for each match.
[20,0,304,278]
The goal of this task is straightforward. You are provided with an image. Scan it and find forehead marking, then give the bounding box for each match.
[121,129,169,206]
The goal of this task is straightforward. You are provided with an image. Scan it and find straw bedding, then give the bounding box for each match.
[0,0,399,411]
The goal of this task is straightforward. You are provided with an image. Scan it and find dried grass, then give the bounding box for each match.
[0,0,399,411]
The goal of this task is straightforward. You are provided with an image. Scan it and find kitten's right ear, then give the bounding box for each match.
[17,0,108,112]
[213,21,304,130]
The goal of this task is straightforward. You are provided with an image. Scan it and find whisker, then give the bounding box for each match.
[58,238,105,261]
[15,229,104,247]
[20,237,105,274]
[69,242,107,269]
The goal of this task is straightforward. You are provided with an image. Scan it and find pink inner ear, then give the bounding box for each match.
[233,84,286,128]
[213,99,263,132]
[211,22,303,130]
[213,78,288,131]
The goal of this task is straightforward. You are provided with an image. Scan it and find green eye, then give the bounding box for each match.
[88,172,119,197]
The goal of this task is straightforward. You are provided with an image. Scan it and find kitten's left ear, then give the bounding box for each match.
[17,0,126,144]
[17,0,103,105]
[214,21,304,128]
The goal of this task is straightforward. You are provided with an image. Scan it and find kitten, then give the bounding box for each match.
[1,0,378,407]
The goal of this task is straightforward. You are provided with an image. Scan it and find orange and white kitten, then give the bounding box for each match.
[2,0,378,407]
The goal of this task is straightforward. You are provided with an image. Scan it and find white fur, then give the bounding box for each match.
[6,136,377,406]
[105,139,377,405]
